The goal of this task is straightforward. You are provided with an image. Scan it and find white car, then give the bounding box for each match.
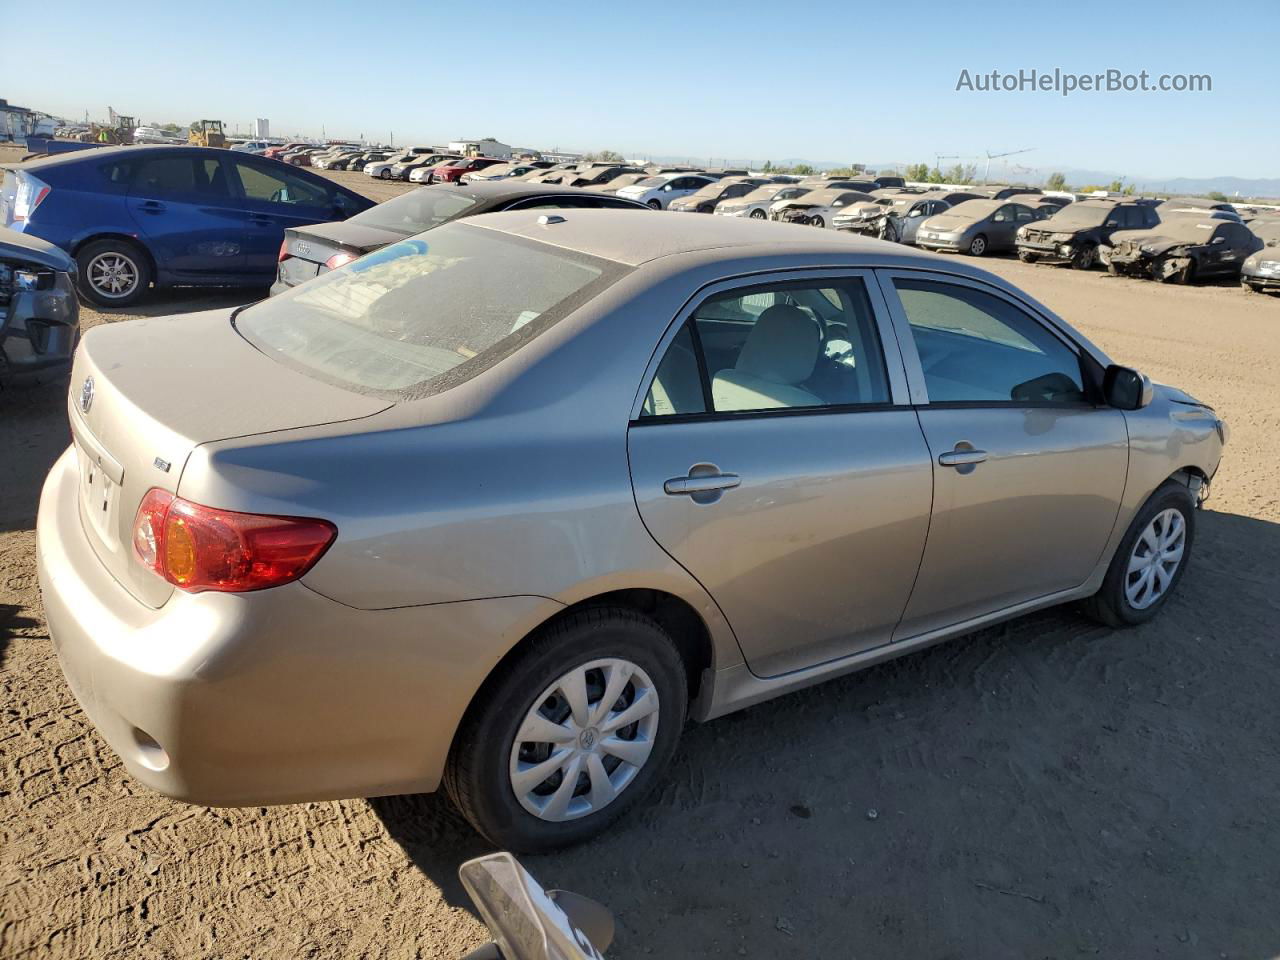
[365,153,419,179]
[715,184,811,219]
[616,173,716,210]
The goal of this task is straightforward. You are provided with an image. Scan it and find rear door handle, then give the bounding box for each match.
[664,473,741,495]
[138,199,165,213]
[938,449,988,467]
[247,213,272,225]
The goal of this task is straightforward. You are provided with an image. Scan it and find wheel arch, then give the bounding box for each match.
[72,232,159,280]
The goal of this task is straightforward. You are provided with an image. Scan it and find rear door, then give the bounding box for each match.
[627,271,933,677]
[877,272,1128,639]
[126,152,247,279]
[227,157,348,277]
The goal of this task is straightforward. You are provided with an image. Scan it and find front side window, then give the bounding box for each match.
[893,278,1087,405]
[234,161,329,207]
[641,279,890,417]
[236,223,623,398]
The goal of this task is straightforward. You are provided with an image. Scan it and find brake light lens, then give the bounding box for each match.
[133,489,336,593]
[278,238,291,263]
[324,251,358,270]
[13,172,51,222]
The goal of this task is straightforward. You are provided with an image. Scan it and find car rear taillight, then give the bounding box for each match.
[278,238,291,263]
[13,172,51,222]
[133,489,336,593]
[324,251,358,270]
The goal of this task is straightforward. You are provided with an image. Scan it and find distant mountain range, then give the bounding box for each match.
[637,153,1279,199]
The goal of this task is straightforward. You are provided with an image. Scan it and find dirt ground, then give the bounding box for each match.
[2,160,1279,959]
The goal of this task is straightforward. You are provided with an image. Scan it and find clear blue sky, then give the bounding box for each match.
[7,0,1274,180]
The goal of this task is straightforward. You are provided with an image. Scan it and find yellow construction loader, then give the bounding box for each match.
[188,120,226,148]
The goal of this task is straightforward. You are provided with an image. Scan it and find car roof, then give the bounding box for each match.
[425,181,645,203]
[9,143,230,171]
[461,207,934,266]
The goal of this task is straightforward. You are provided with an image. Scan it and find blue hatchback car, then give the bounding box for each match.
[0,145,373,306]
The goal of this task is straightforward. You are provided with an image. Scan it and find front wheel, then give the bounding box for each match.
[380,169,391,180]
[968,234,988,256]
[1072,244,1098,270]
[750,208,766,219]
[444,607,688,852]
[810,215,825,229]
[1082,481,1196,627]
[647,199,661,210]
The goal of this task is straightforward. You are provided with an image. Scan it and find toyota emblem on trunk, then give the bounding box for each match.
[79,376,95,414]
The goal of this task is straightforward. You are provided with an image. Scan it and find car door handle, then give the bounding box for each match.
[938,449,988,467]
[138,199,165,213]
[664,473,741,495]
[247,213,272,224]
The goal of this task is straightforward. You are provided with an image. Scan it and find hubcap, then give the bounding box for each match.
[508,658,660,822]
[1125,508,1186,610]
[87,252,139,299]
[971,238,986,255]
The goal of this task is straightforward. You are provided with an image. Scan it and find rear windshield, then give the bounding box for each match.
[235,223,623,399]
[349,189,483,236]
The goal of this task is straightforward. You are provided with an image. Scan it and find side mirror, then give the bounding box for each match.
[1103,364,1153,410]
[1212,236,1225,245]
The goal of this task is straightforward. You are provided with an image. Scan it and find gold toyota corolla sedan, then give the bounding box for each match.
[37,212,1227,851]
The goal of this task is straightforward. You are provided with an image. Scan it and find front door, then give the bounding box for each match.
[877,273,1129,639]
[227,157,344,278]
[627,272,933,677]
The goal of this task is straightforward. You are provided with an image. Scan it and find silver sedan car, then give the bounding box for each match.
[38,213,1226,852]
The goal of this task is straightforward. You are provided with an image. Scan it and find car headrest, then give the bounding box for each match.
[735,304,820,385]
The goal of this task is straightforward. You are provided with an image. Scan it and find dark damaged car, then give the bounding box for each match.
[0,226,79,386]
[1016,200,1160,269]
[1240,219,1280,294]
[1104,216,1262,284]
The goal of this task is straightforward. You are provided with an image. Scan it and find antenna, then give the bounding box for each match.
[983,147,1034,183]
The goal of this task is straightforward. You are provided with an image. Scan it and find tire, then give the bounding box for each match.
[380,169,391,180]
[1081,480,1196,628]
[750,208,766,219]
[810,216,825,229]
[444,607,688,852]
[968,234,988,256]
[1017,250,1039,263]
[1071,244,1098,270]
[75,238,152,308]
[647,199,661,210]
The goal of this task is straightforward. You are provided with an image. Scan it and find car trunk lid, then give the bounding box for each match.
[278,222,403,287]
[67,308,391,607]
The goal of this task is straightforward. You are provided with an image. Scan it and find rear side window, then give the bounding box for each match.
[236,223,624,398]
[133,156,231,198]
[641,279,890,417]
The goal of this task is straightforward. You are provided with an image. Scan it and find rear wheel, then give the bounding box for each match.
[444,607,688,852]
[380,169,391,180]
[750,208,766,219]
[1082,481,1195,627]
[76,238,152,307]
[968,234,988,256]
[647,199,661,210]
[810,215,825,229]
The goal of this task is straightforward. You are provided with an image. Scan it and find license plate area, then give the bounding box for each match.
[77,442,120,547]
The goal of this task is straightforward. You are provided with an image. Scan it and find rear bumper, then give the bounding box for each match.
[37,447,559,807]
[0,271,79,385]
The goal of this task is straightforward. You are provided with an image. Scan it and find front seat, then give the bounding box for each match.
[712,304,823,411]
